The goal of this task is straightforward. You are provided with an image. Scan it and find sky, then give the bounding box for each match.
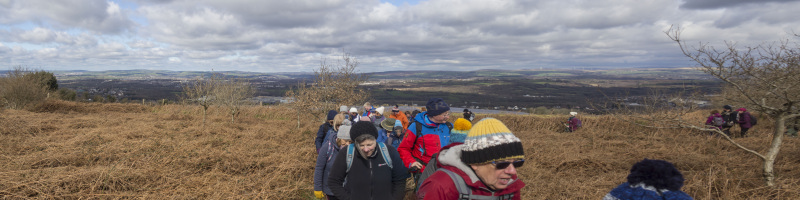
[1,0,799,73]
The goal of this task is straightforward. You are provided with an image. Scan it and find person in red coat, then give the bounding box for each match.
[417,118,526,200]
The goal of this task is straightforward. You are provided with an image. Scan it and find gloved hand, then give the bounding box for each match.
[314,191,324,199]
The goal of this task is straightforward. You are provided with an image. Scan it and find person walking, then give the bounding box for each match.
[416,118,526,199]
[737,108,754,137]
[463,109,475,122]
[720,105,737,136]
[705,110,724,135]
[371,106,387,130]
[388,105,410,129]
[377,118,396,145]
[603,159,693,200]
[397,98,453,184]
[449,118,471,144]
[315,110,338,153]
[327,121,409,200]
[567,112,582,132]
[348,107,359,123]
[361,102,373,117]
[313,119,352,200]
[388,119,405,149]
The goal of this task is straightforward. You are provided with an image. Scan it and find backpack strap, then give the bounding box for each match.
[410,121,425,164]
[378,142,392,169]
[348,143,393,173]
[439,168,471,200]
[346,143,355,173]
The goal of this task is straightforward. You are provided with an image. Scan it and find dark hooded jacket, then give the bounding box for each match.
[315,110,338,153]
[327,143,410,200]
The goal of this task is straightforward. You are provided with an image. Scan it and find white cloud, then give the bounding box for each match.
[1,0,800,72]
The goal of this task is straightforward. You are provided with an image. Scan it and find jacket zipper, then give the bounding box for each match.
[369,158,374,200]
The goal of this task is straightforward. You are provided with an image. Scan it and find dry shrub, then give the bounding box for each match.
[1,103,799,199]
[29,100,148,114]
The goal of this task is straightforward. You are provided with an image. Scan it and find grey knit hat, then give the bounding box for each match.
[337,120,352,140]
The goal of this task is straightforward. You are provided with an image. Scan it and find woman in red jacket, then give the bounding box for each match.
[417,118,526,200]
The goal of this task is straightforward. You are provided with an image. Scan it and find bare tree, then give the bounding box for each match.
[285,51,370,127]
[181,73,221,126]
[215,77,254,123]
[619,26,800,186]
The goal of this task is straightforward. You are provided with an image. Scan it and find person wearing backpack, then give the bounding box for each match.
[720,105,737,136]
[398,98,453,173]
[417,118,526,200]
[567,112,582,132]
[327,121,409,200]
[705,110,724,135]
[736,108,754,137]
[313,119,352,199]
[315,110,339,153]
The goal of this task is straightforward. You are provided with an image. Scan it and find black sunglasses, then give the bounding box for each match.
[492,159,524,169]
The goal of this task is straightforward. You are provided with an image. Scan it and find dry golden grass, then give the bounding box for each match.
[1,100,799,199]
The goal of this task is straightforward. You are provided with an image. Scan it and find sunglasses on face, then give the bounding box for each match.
[492,159,525,169]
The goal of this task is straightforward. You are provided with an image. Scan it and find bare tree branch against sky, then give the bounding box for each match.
[1,0,799,72]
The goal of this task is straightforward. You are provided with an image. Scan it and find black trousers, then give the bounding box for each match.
[741,128,750,137]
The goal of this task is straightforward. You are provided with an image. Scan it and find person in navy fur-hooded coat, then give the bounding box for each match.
[603,159,693,200]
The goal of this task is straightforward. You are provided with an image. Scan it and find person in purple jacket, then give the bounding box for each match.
[736,108,753,137]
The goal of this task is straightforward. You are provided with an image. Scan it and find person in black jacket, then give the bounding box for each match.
[720,105,737,136]
[328,121,410,200]
[315,110,338,153]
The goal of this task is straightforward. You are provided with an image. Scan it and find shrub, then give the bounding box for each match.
[0,67,51,109]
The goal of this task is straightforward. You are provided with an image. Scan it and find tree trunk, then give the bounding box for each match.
[202,105,208,129]
[763,118,786,186]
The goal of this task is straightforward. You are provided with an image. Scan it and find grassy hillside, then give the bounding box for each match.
[1,101,798,199]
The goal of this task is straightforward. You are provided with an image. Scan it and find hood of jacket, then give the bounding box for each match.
[437,144,522,190]
[413,111,439,128]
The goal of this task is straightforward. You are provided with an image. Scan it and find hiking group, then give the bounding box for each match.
[311,98,693,200]
[706,105,757,137]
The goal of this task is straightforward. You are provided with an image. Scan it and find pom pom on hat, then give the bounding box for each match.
[450,118,472,144]
[461,118,524,165]
[453,118,472,131]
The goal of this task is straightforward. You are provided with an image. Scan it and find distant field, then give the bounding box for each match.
[1,101,797,199]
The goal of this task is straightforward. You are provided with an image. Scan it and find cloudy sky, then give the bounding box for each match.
[1,0,799,73]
